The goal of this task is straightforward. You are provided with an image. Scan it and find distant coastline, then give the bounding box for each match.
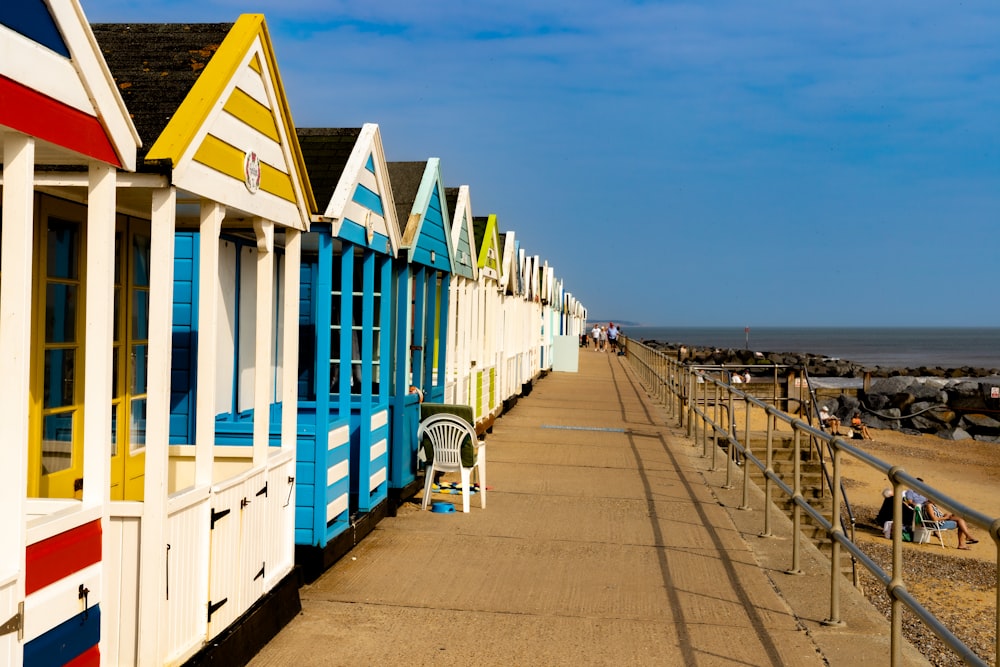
[625,326,1000,373]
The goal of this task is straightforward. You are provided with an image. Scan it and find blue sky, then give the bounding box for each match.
[81,1,1000,327]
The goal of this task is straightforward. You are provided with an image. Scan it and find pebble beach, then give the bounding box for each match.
[838,427,999,666]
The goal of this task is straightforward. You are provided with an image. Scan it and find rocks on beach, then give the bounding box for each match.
[641,339,1000,443]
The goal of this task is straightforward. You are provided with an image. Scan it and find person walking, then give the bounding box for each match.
[607,322,619,353]
[591,323,601,350]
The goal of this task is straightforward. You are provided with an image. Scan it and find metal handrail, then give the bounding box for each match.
[621,336,998,667]
[801,366,860,587]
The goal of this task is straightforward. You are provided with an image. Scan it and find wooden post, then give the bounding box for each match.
[138,185,176,665]
[281,229,301,454]
[0,134,34,586]
[252,219,274,466]
[195,201,224,487]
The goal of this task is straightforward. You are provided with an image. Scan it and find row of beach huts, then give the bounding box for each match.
[0,3,587,665]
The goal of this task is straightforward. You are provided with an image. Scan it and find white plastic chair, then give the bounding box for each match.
[913,504,956,548]
[418,413,486,513]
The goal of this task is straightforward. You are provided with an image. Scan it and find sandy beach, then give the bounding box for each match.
[821,426,999,665]
[840,427,1000,551]
[721,399,998,664]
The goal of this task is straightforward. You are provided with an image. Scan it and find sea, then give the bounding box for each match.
[622,326,1000,371]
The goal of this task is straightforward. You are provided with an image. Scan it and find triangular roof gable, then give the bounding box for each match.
[1,0,137,167]
[446,186,477,281]
[529,255,541,302]
[497,232,507,290]
[543,263,555,304]
[538,262,552,303]
[473,214,502,282]
[507,238,521,296]
[518,247,528,297]
[499,230,517,294]
[309,124,400,256]
[143,14,314,229]
[397,158,454,273]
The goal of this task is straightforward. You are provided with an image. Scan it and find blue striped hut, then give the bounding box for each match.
[387,159,455,492]
[294,125,399,574]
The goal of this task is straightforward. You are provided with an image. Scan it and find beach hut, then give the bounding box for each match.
[92,15,311,663]
[444,186,478,405]
[563,292,585,340]
[295,125,399,573]
[524,254,545,367]
[539,262,557,369]
[0,2,140,664]
[521,248,544,380]
[501,233,543,398]
[471,214,504,427]
[497,231,522,402]
[387,160,454,490]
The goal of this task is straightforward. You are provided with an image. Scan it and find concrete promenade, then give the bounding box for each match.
[250,349,927,666]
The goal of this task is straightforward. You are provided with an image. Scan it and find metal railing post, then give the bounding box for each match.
[677,361,685,427]
[694,373,701,446]
[825,446,844,626]
[700,375,708,458]
[740,393,751,510]
[889,473,905,666]
[659,354,666,412]
[650,349,656,399]
[686,372,694,437]
[693,373,700,449]
[666,356,672,413]
[723,379,734,486]
[664,356,670,413]
[658,353,664,407]
[709,378,718,464]
[995,537,1000,667]
[648,348,653,389]
[762,410,774,537]
[788,427,803,575]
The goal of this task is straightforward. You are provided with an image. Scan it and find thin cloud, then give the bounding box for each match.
[80,0,1000,325]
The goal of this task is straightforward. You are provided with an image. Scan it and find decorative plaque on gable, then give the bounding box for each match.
[244,150,261,194]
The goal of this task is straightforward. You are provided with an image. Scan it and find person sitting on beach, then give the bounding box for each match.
[924,500,979,550]
[875,488,894,531]
[851,412,872,440]
[902,479,927,509]
[819,406,842,435]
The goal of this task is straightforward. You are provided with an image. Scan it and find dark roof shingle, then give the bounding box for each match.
[91,23,233,162]
[296,128,363,208]
[473,215,489,254]
[387,161,426,236]
[445,187,460,230]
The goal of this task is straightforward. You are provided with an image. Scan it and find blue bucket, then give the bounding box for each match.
[430,501,456,514]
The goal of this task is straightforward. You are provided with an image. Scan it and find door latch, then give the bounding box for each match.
[79,584,90,622]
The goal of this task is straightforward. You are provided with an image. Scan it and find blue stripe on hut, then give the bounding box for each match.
[388,159,455,490]
[297,125,398,548]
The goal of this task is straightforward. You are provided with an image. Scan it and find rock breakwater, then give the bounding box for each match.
[639,339,1000,442]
